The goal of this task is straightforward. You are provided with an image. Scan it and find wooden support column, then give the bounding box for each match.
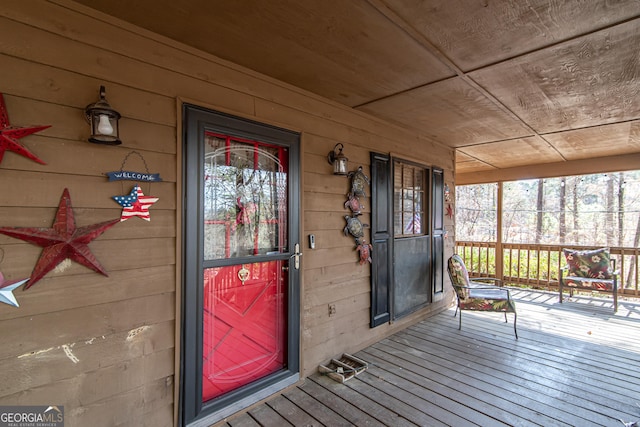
[496,182,504,283]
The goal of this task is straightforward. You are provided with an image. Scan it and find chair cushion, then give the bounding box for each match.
[563,248,612,279]
[448,254,470,287]
[460,288,514,312]
[468,288,509,300]
[564,277,615,291]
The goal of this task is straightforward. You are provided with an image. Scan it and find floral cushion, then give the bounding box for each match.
[459,288,516,312]
[564,277,615,291]
[448,254,470,299]
[563,248,612,280]
[448,254,470,287]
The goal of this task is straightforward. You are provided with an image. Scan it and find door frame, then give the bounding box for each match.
[180,104,301,426]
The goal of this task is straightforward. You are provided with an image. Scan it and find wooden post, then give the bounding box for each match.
[496,182,504,283]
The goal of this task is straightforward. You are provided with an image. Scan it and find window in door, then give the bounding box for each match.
[394,162,426,237]
[392,160,431,319]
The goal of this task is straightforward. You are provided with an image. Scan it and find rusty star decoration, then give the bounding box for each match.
[0,272,28,307]
[0,92,51,166]
[0,188,119,289]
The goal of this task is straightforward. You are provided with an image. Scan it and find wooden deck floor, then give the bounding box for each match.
[214,290,640,427]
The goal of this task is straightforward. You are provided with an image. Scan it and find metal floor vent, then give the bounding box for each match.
[318,353,369,383]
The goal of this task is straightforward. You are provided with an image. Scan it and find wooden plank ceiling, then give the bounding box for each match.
[73,0,640,183]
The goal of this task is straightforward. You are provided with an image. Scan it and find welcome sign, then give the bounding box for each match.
[106,170,162,182]
[107,151,163,182]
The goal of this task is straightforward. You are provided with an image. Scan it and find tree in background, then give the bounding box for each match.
[455,184,497,242]
[456,171,640,247]
[456,171,640,288]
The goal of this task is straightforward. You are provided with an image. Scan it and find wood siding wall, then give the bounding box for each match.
[0,1,454,425]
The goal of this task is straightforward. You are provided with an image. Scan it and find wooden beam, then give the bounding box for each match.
[456,152,640,185]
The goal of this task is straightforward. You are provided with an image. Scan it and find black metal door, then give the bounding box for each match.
[182,105,301,426]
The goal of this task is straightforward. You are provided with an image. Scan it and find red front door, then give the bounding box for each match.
[201,132,289,402]
[202,262,286,399]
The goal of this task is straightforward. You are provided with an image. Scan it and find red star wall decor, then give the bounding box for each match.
[446,204,454,219]
[0,92,51,166]
[0,188,119,289]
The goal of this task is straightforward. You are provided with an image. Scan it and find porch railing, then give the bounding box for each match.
[455,241,640,297]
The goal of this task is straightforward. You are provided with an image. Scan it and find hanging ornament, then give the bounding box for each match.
[0,188,119,289]
[356,239,373,265]
[344,193,364,216]
[347,166,370,199]
[342,166,372,263]
[0,272,28,307]
[343,215,369,241]
[235,197,257,226]
[112,184,159,221]
[0,92,51,166]
[235,197,247,225]
[446,204,453,219]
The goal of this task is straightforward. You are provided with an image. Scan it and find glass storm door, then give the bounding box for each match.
[183,106,300,425]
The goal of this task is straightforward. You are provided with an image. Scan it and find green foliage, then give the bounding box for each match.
[503,249,561,281]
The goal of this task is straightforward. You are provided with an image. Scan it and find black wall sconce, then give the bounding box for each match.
[85,85,121,145]
[327,143,348,175]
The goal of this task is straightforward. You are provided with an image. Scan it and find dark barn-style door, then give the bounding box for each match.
[370,153,444,325]
[182,105,300,426]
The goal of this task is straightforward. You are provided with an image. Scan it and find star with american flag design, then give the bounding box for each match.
[0,92,51,166]
[112,184,159,221]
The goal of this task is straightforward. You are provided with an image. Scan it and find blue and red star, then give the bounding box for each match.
[112,184,159,221]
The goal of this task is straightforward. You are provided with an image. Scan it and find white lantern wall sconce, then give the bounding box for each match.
[85,85,121,145]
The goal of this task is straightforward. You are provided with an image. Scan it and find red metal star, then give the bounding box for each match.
[0,92,50,165]
[446,204,454,219]
[0,188,119,289]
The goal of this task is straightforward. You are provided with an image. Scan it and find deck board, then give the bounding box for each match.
[282,387,352,426]
[226,412,260,427]
[265,394,321,427]
[309,375,417,427]
[299,379,387,426]
[345,370,455,427]
[215,289,640,427]
[247,403,292,427]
